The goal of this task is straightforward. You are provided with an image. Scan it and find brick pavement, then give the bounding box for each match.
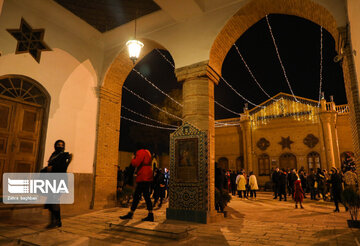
[0,192,359,245]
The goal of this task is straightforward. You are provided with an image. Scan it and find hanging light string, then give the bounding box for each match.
[215,101,241,116]
[155,49,175,69]
[122,105,179,128]
[266,15,299,102]
[132,68,183,107]
[318,26,323,106]
[155,48,256,113]
[123,85,183,121]
[233,43,272,99]
[121,115,176,131]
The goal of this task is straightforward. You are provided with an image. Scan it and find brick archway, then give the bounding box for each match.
[208,0,360,176]
[209,0,339,77]
[91,39,169,208]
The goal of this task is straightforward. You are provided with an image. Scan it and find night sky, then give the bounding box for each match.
[119,14,346,153]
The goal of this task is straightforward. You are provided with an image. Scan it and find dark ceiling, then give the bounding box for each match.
[54,0,161,33]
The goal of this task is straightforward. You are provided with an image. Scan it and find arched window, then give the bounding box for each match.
[218,157,229,170]
[307,152,321,171]
[236,156,244,171]
[279,153,297,170]
[258,154,270,176]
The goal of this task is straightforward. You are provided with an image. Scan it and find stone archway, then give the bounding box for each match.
[91,39,169,209]
[208,0,360,172]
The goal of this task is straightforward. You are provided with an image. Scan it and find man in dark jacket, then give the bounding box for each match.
[278,169,287,201]
[329,168,347,212]
[153,168,166,208]
[271,168,280,199]
[230,171,237,196]
[307,169,317,200]
[120,144,154,222]
[43,140,72,228]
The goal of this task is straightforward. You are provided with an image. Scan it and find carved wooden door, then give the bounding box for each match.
[0,97,43,187]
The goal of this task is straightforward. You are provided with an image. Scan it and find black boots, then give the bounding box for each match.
[46,211,62,229]
[120,212,134,220]
[141,213,154,222]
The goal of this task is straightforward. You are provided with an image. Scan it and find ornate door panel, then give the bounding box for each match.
[0,98,17,184]
[12,103,43,173]
[279,153,297,170]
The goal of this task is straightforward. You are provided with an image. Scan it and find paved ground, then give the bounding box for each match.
[0,192,359,245]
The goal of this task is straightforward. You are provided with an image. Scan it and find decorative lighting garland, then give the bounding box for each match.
[233,43,272,99]
[155,47,260,113]
[266,15,299,102]
[122,105,179,128]
[122,85,183,121]
[132,68,183,107]
[121,115,177,131]
[318,26,323,106]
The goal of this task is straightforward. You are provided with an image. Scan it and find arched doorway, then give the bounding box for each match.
[0,75,50,185]
[218,157,229,170]
[279,153,297,170]
[208,0,360,172]
[92,39,171,208]
[258,153,270,176]
[307,151,321,171]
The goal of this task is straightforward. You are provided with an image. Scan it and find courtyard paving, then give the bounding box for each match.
[0,192,359,245]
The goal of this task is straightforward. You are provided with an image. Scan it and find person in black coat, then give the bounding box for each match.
[278,169,287,201]
[272,168,280,199]
[153,168,166,208]
[43,140,72,228]
[230,171,237,196]
[329,167,347,212]
[215,162,225,212]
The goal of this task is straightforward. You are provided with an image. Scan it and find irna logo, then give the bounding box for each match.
[8,178,69,194]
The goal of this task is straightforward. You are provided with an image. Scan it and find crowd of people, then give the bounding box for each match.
[215,153,358,213]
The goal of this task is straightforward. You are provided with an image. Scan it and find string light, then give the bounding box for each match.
[215,101,241,116]
[233,43,272,99]
[155,49,175,69]
[122,105,179,128]
[123,85,183,121]
[318,26,323,106]
[132,68,183,107]
[121,115,176,131]
[219,74,265,108]
[266,15,299,102]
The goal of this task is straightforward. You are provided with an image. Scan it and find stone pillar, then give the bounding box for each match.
[91,86,121,209]
[240,110,253,173]
[319,98,338,169]
[175,60,217,219]
[338,26,360,171]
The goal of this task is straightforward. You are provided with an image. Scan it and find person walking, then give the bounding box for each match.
[230,171,237,196]
[42,140,73,229]
[120,144,154,221]
[294,178,304,209]
[329,167,347,212]
[249,171,258,199]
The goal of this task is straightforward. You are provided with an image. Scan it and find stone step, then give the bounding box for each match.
[106,220,192,240]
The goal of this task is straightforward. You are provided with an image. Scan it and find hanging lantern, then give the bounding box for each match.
[126,40,144,64]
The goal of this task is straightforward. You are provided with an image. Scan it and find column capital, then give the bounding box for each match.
[176,60,219,84]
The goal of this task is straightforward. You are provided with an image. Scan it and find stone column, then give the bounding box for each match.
[176,60,217,217]
[240,110,253,172]
[319,99,338,169]
[91,86,121,209]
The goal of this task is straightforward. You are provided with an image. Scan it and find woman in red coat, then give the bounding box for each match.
[294,179,304,209]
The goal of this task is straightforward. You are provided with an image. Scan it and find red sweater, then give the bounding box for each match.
[131,149,153,183]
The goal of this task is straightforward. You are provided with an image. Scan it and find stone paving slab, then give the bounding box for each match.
[0,192,359,245]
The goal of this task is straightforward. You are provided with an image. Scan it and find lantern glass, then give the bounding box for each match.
[126,40,144,63]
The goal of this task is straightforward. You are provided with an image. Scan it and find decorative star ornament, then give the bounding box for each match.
[278,136,294,149]
[7,18,51,63]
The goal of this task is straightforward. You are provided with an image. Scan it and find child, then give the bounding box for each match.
[294,179,304,209]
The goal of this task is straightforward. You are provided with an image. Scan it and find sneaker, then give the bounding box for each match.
[120,212,133,220]
[141,213,154,222]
